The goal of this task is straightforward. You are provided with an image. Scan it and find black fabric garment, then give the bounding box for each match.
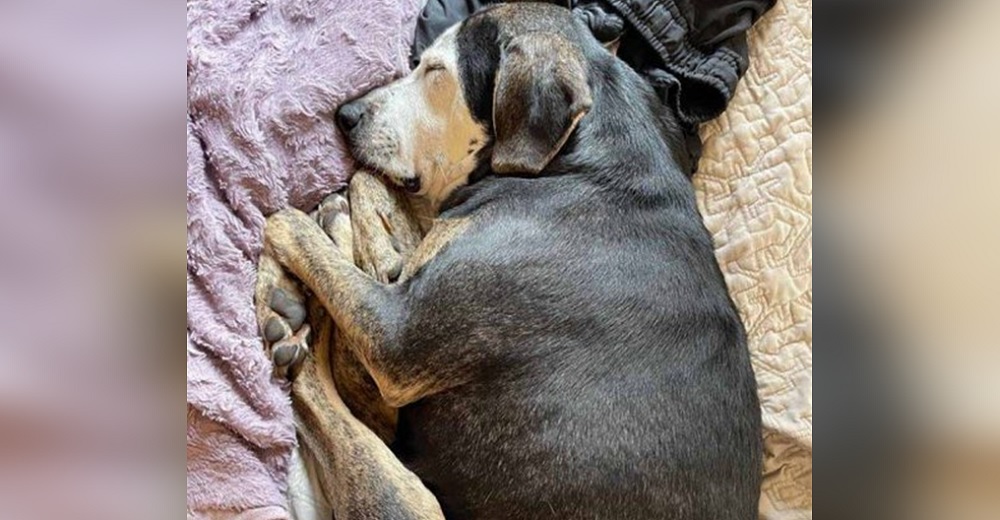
[410,0,775,175]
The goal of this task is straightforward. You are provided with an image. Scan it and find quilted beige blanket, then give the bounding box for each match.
[695,0,812,518]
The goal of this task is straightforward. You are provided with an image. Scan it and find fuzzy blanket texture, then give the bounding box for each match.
[186,0,423,518]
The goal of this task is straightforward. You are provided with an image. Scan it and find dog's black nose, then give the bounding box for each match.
[336,101,365,134]
[401,176,421,193]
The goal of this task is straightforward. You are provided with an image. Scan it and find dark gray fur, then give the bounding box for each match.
[368,4,763,519]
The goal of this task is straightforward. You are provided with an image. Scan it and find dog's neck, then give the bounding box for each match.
[420,148,486,210]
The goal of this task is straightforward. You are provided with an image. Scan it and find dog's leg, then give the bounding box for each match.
[264,193,448,407]
[317,175,424,442]
[348,171,425,283]
[255,253,311,381]
[297,300,443,520]
[256,250,444,520]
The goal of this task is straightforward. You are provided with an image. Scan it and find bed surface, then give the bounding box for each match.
[695,0,812,517]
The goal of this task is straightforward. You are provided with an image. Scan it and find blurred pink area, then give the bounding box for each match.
[0,1,185,518]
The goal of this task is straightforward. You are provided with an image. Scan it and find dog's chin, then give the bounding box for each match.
[349,154,421,194]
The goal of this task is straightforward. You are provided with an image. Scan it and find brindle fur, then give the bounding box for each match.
[258,171,445,518]
[333,172,426,442]
[293,288,444,520]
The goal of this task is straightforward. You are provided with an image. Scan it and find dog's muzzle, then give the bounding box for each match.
[335,99,421,194]
[336,100,366,137]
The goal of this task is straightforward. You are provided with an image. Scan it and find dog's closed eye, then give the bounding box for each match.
[424,61,446,74]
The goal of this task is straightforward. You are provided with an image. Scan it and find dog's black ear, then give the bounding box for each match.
[491,33,592,174]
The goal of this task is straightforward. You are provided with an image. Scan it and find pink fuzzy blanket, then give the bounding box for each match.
[186,1,423,517]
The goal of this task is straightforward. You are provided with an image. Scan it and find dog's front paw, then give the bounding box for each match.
[314,191,354,262]
[349,171,422,283]
[255,253,310,381]
[262,208,314,267]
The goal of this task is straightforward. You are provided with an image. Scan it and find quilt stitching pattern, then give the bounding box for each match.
[694,0,812,517]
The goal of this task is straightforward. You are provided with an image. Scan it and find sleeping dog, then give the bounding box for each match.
[256,3,762,519]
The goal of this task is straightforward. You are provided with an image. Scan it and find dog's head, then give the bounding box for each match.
[336,3,600,202]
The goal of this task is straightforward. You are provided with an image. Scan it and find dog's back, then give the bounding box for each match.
[391,34,762,519]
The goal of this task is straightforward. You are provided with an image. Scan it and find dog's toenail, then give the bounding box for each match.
[321,210,341,231]
[287,348,307,380]
[387,260,402,282]
[264,317,286,343]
